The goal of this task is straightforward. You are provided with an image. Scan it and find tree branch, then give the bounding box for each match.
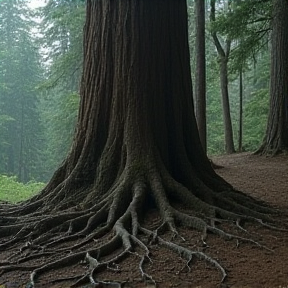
[210,0,226,57]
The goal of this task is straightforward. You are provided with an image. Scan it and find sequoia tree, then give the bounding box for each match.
[0,0,279,286]
[256,0,288,155]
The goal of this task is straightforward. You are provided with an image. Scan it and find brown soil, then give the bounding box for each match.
[1,152,288,288]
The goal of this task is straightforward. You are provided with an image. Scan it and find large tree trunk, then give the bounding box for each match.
[256,0,288,155]
[0,0,277,286]
[39,0,220,208]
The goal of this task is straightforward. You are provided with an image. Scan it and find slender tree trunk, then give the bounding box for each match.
[210,0,235,154]
[238,68,243,152]
[195,0,207,153]
[219,56,235,153]
[256,0,288,155]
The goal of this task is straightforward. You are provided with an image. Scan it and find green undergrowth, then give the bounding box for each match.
[0,175,45,203]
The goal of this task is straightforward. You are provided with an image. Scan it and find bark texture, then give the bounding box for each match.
[0,0,281,286]
[256,0,288,155]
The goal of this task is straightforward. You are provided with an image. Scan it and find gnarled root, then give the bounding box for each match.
[0,164,282,287]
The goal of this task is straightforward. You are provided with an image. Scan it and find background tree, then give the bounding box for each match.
[37,0,85,179]
[210,0,235,154]
[208,0,272,154]
[256,0,288,155]
[243,50,270,150]
[194,0,207,152]
[0,0,277,286]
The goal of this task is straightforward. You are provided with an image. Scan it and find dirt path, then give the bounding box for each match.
[1,152,288,288]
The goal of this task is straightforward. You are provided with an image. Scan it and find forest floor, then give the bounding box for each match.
[1,152,288,288]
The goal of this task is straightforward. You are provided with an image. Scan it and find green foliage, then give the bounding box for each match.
[212,1,271,39]
[243,88,269,151]
[35,0,85,180]
[187,0,271,155]
[213,0,271,73]
[39,91,80,180]
[206,54,226,155]
[0,0,45,182]
[0,174,45,203]
[39,0,85,91]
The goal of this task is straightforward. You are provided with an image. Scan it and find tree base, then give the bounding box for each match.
[0,161,284,287]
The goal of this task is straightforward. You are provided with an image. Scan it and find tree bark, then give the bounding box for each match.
[256,0,288,155]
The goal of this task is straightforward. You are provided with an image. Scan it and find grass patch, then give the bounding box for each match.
[0,175,45,203]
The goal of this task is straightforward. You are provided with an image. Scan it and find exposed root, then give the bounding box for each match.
[140,226,227,282]
[0,166,285,287]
